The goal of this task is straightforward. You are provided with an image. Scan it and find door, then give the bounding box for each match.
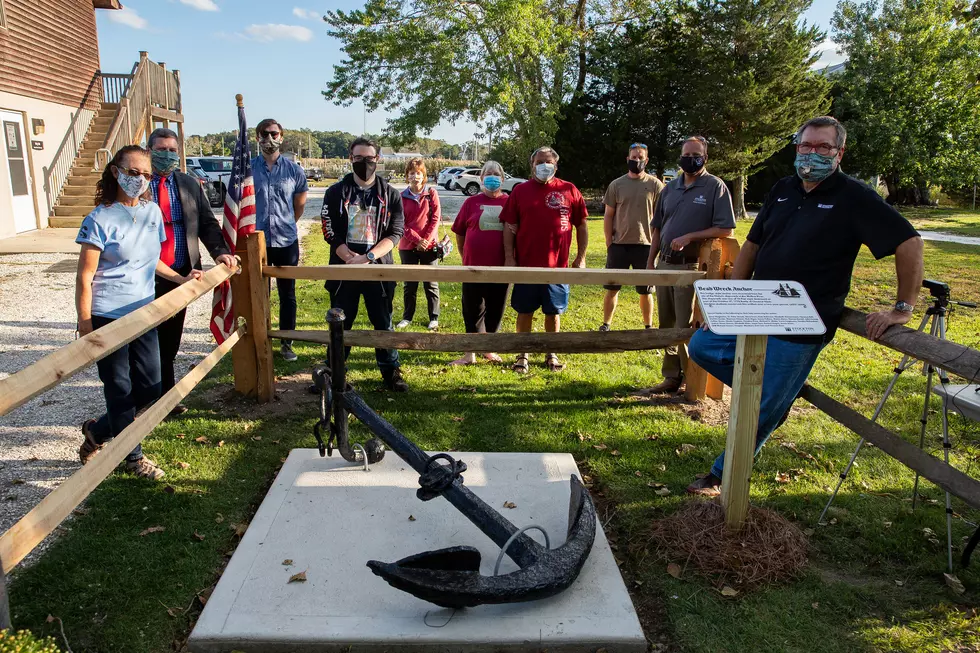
[0,110,36,233]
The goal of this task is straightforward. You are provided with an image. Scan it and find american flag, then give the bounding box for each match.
[210,100,256,344]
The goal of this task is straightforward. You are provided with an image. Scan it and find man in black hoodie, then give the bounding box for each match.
[320,137,408,391]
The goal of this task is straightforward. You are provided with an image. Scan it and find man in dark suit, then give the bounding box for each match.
[148,128,237,414]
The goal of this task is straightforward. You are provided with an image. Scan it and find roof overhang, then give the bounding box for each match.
[93,0,123,9]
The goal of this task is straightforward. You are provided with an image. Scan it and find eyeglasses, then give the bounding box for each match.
[796,142,839,156]
[630,143,647,149]
[352,155,378,163]
[119,167,152,180]
[259,130,281,139]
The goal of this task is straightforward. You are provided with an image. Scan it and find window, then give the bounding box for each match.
[200,159,233,172]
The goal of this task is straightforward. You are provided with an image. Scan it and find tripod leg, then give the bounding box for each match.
[912,314,941,510]
[818,351,916,524]
[937,319,954,573]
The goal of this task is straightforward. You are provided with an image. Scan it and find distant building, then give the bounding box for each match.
[382,150,425,160]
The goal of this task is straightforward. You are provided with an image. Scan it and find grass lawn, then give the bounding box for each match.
[6,215,980,652]
[900,207,980,238]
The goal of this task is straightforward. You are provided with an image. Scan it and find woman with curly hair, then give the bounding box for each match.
[74,145,202,480]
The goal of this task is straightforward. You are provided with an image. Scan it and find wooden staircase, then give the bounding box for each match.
[48,104,119,228]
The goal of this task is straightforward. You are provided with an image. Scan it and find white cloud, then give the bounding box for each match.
[293,7,321,20]
[811,39,847,69]
[180,0,220,11]
[108,7,148,29]
[243,23,314,42]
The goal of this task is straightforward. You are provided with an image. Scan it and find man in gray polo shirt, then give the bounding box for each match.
[646,136,735,394]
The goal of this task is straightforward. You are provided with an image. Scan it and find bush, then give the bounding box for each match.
[0,630,61,653]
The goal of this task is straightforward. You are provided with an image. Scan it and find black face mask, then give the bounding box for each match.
[627,159,645,174]
[678,155,706,175]
[353,159,377,181]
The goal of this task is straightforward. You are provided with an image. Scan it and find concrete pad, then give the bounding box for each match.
[190,450,645,652]
[0,228,80,254]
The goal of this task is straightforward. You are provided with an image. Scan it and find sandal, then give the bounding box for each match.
[512,355,529,374]
[450,354,477,366]
[545,353,565,372]
[483,352,503,363]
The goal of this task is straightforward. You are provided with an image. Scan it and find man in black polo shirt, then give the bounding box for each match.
[647,136,735,394]
[686,116,924,496]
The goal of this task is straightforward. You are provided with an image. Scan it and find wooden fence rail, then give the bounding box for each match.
[0,264,236,418]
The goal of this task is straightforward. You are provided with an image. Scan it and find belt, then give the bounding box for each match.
[660,250,698,265]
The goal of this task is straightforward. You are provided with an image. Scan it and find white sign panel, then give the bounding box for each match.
[694,280,826,336]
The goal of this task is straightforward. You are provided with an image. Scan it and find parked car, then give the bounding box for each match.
[305,166,324,181]
[437,166,466,190]
[186,165,223,207]
[452,170,526,196]
[185,156,233,204]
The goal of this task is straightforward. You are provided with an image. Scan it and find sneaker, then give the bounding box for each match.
[598,323,610,332]
[395,319,411,329]
[383,369,409,392]
[281,343,298,362]
[78,419,103,465]
[686,472,722,497]
[649,378,682,395]
[427,320,439,331]
[125,457,166,481]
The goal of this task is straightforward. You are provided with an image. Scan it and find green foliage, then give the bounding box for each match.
[0,630,60,653]
[832,0,980,202]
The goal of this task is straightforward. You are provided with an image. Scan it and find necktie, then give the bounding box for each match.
[158,176,176,267]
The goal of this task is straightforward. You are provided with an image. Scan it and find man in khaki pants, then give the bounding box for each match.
[647,136,735,394]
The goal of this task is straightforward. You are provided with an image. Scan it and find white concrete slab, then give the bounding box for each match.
[189,450,645,652]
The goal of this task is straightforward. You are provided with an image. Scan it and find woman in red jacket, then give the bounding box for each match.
[396,157,442,330]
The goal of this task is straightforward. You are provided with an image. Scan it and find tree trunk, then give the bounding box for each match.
[732,173,748,220]
[574,0,587,96]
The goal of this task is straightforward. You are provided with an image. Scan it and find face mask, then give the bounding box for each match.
[353,158,377,181]
[408,172,424,185]
[795,152,837,183]
[260,139,281,155]
[627,159,645,174]
[115,168,149,199]
[534,162,556,182]
[678,155,706,175]
[482,175,502,191]
[151,150,180,175]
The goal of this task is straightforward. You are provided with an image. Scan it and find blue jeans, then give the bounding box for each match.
[89,315,162,462]
[688,329,825,479]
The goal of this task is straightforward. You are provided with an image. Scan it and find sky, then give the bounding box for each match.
[95,0,844,144]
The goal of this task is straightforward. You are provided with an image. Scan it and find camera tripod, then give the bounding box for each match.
[818,283,975,573]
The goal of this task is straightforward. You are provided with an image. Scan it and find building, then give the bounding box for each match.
[0,0,184,237]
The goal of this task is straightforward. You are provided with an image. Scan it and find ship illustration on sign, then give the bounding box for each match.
[772,283,801,298]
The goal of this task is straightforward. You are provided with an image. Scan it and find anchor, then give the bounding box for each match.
[315,308,597,608]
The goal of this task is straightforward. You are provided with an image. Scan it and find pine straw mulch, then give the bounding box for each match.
[644,500,809,591]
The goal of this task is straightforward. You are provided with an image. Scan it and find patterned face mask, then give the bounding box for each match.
[794,151,837,183]
[151,150,180,175]
[115,168,150,199]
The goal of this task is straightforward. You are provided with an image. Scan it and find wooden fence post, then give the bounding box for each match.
[0,553,10,630]
[685,238,740,401]
[231,242,259,397]
[247,233,275,403]
[721,334,767,529]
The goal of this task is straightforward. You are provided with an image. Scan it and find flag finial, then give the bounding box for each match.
[236,94,244,107]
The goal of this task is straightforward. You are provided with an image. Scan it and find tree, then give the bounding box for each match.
[686,0,830,218]
[832,0,980,204]
[322,0,637,156]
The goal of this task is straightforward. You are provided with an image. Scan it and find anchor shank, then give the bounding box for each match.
[343,390,543,567]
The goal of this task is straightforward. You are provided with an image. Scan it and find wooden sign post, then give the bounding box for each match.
[694,280,826,529]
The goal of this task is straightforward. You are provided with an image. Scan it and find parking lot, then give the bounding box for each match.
[301,182,473,223]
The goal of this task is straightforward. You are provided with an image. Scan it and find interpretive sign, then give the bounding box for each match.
[694,280,826,336]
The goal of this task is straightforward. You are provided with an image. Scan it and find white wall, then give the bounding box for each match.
[0,91,90,238]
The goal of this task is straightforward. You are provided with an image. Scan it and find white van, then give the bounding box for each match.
[185,157,233,203]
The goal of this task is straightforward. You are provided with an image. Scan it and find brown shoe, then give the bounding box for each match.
[686,473,722,497]
[168,403,188,417]
[78,419,103,465]
[125,457,166,481]
[649,378,682,395]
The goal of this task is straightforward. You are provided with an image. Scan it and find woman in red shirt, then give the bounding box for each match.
[450,161,511,365]
[396,157,441,330]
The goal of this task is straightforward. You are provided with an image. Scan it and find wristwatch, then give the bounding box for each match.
[366,251,376,262]
[895,300,914,313]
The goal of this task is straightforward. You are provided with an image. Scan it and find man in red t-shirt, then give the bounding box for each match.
[501,146,588,373]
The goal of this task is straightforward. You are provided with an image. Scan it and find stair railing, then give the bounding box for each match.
[41,72,102,216]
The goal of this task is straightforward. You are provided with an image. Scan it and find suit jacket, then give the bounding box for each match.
[173,171,231,270]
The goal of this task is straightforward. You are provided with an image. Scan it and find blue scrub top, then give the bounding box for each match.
[76,201,166,319]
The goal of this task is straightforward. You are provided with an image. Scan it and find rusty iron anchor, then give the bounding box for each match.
[317,308,597,608]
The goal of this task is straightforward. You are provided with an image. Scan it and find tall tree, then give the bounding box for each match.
[323,0,641,155]
[687,0,830,218]
[832,0,980,204]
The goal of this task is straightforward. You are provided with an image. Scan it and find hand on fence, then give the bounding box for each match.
[182,270,205,284]
[865,308,913,341]
[504,256,517,267]
[216,254,238,270]
[571,254,587,269]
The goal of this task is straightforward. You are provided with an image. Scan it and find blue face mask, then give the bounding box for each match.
[795,152,837,183]
[482,175,502,191]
